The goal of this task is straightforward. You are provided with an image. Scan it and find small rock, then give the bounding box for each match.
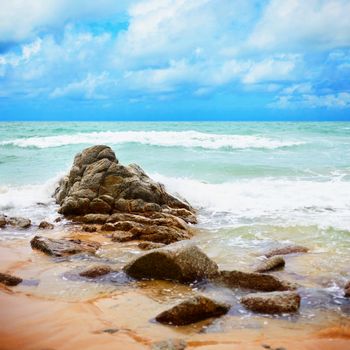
[111,231,135,242]
[138,242,166,250]
[215,270,296,292]
[102,328,119,334]
[30,235,101,257]
[54,217,62,223]
[101,223,116,231]
[7,216,31,229]
[152,339,187,350]
[82,225,97,232]
[241,291,301,314]
[0,272,23,286]
[255,256,285,273]
[344,281,350,297]
[155,295,230,326]
[79,265,112,278]
[124,244,219,283]
[0,215,7,228]
[38,221,54,230]
[265,245,309,258]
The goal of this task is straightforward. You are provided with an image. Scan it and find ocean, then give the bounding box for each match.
[0,122,350,308]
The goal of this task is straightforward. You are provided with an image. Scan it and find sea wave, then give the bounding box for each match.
[0,131,305,150]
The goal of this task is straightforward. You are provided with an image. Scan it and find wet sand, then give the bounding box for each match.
[0,229,349,350]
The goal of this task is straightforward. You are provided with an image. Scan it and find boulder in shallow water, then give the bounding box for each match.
[124,244,219,283]
[0,272,22,286]
[241,291,301,314]
[255,256,285,273]
[8,216,31,229]
[215,270,296,292]
[155,295,230,326]
[265,245,309,258]
[30,235,100,257]
[138,242,166,250]
[82,225,97,232]
[38,221,54,230]
[79,265,112,278]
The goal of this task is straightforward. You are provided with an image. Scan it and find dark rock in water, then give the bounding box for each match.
[7,216,31,229]
[255,256,285,273]
[241,291,301,314]
[38,221,54,230]
[30,235,101,257]
[0,215,7,228]
[265,245,309,258]
[101,223,116,231]
[79,265,112,278]
[155,295,230,326]
[102,328,119,334]
[138,242,166,250]
[215,270,296,292]
[124,244,219,283]
[0,272,23,286]
[345,281,350,297]
[54,217,62,223]
[82,225,97,232]
[151,338,187,350]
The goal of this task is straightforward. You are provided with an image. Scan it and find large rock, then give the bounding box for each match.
[54,145,195,221]
[30,235,100,257]
[155,295,230,326]
[0,272,22,286]
[241,291,301,314]
[255,256,285,273]
[7,216,31,229]
[265,245,309,258]
[215,270,296,292]
[123,244,219,283]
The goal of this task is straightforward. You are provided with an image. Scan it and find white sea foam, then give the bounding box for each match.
[0,130,305,150]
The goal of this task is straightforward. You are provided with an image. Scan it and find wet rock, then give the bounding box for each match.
[38,221,54,230]
[79,265,112,278]
[0,215,7,228]
[241,291,301,314]
[82,225,97,232]
[215,270,296,292]
[265,245,309,258]
[124,244,219,283]
[111,231,135,242]
[344,281,350,297]
[54,217,62,223]
[77,214,110,224]
[0,272,23,286]
[255,256,285,273]
[152,339,187,350]
[7,216,31,229]
[30,235,101,257]
[155,295,230,326]
[138,242,166,250]
[101,223,116,231]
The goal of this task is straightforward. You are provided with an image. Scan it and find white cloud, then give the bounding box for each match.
[282,83,313,95]
[248,0,350,51]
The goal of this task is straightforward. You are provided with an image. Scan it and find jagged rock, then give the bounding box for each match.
[255,256,285,273]
[7,216,31,229]
[79,265,112,278]
[0,272,22,286]
[345,281,350,297]
[38,221,54,230]
[0,215,7,228]
[138,242,166,250]
[30,235,100,257]
[215,270,296,292]
[54,145,195,222]
[152,339,187,350]
[82,225,97,232]
[241,291,301,314]
[155,295,230,326]
[124,244,219,283]
[265,245,309,258]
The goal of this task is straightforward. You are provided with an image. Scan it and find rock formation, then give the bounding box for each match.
[265,245,309,258]
[255,256,285,273]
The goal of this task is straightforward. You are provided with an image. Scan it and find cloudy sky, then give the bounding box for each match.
[0,0,349,120]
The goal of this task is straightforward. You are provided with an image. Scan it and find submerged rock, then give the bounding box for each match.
[0,272,23,286]
[151,339,187,350]
[155,295,230,326]
[241,291,301,314]
[265,245,309,258]
[79,265,112,278]
[30,235,101,257]
[7,216,31,229]
[38,221,54,230]
[255,256,285,273]
[138,242,166,250]
[124,244,219,283]
[215,270,296,292]
[82,225,97,232]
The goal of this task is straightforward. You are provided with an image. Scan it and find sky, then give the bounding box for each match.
[0,0,350,121]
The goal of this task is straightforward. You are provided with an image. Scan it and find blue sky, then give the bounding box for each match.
[0,0,350,121]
